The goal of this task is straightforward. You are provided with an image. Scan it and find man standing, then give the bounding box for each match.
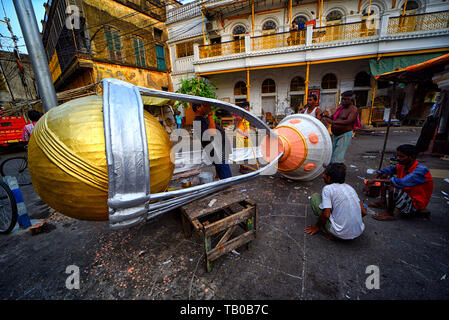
[22,110,42,142]
[322,91,358,164]
[193,102,232,180]
[235,102,252,174]
[367,144,433,221]
[300,93,322,119]
[175,110,183,137]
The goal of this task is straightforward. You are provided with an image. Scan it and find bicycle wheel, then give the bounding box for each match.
[0,180,18,234]
[0,157,31,186]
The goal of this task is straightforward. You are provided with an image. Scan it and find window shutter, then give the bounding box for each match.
[105,28,113,51]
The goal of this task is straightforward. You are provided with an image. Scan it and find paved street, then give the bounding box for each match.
[0,128,448,300]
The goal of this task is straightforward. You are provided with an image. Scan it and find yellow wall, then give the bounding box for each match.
[92,60,172,90]
[49,50,61,83]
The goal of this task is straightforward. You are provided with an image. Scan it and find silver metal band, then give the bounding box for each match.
[102,79,151,230]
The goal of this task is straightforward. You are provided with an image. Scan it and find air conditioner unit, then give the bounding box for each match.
[206,20,218,32]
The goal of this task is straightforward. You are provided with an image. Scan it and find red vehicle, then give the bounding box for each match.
[0,116,27,146]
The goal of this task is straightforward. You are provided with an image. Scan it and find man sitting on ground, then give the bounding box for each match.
[367,144,433,221]
[305,163,367,240]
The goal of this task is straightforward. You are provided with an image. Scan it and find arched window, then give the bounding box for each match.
[104,26,122,62]
[290,76,305,91]
[402,0,419,11]
[293,16,308,29]
[233,25,246,35]
[234,81,247,96]
[326,10,343,22]
[321,73,337,89]
[133,36,146,67]
[262,20,277,31]
[262,79,276,93]
[354,71,371,87]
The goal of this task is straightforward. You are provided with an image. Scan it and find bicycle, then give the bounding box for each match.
[0,179,18,234]
[0,145,31,186]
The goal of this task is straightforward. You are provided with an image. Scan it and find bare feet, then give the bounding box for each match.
[372,211,395,221]
[368,201,386,209]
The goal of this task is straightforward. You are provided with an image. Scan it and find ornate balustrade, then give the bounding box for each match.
[387,10,449,34]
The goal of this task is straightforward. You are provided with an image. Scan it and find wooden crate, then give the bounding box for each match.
[180,188,257,272]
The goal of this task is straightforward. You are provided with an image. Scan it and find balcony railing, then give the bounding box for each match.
[252,29,306,51]
[199,38,245,59]
[312,20,378,44]
[195,10,449,61]
[387,10,449,34]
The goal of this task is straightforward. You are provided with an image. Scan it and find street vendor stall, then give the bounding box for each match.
[375,53,449,166]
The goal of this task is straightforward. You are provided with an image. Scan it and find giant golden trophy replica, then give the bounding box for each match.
[27,79,331,230]
[28,94,174,222]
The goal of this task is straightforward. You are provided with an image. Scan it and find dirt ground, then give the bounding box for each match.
[1,129,448,301]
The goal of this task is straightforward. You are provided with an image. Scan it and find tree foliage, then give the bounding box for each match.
[174,77,217,110]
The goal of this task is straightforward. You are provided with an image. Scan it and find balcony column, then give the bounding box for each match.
[306,24,313,46]
[379,14,391,37]
[304,62,310,106]
[246,69,250,103]
[245,34,251,53]
[194,43,200,62]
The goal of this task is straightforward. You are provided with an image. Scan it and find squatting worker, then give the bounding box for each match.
[321,91,359,164]
[367,144,433,221]
[193,102,232,180]
[305,163,367,240]
[300,93,322,120]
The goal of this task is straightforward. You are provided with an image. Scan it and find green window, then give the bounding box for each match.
[105,27,122,62]
[156,45,166,71]
[133,37,146,67]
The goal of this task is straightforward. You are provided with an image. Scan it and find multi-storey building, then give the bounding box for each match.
[0,50,37,110]
[166,0,449,125]
[42,0,181,92]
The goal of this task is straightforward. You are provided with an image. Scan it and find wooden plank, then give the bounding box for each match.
[207,230,256,262]
[171,168,202,181]
[205,236,212,272]
[182,188,248,220]
[180,213,192,238]
[216,225,238,248]
[204,206,255,237]
[180,207,202,233]
[243,199,258,238]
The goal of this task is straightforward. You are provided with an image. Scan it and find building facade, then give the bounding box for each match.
[42,0,181,92]
[0,50,37,112]
[166,0,449,125]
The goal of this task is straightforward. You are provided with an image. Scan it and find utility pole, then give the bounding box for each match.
[0,21,17,105]
[1,16,32,110]
[13,0,58,112]
[0,51,16,104]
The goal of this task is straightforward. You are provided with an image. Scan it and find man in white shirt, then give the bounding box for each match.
[305,163,367,240]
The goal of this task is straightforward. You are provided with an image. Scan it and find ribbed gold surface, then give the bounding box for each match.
[28,95,174,221]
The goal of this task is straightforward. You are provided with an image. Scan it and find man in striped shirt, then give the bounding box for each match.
[367,144,434,221]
